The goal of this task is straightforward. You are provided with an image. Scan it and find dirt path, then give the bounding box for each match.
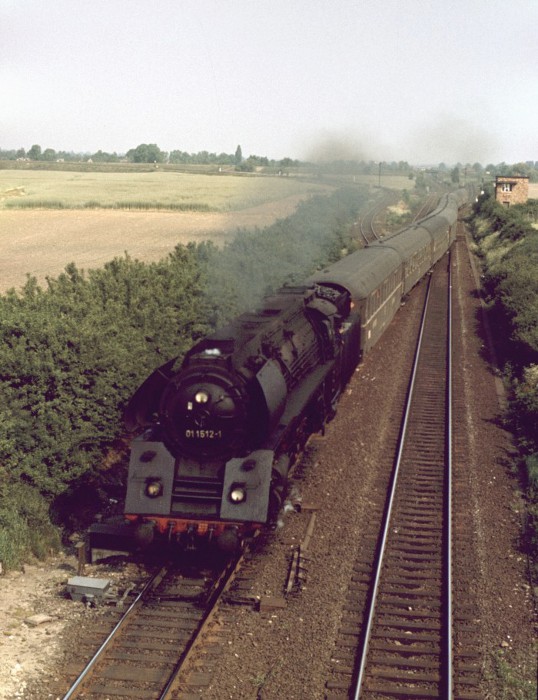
[0,196,306,293]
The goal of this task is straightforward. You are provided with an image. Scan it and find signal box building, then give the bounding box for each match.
[495,175,529,207]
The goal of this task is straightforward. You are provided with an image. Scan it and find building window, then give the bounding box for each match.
[502,183,512,192]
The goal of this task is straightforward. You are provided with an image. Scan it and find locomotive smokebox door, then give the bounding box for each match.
[124,439,175,515]
[220,449,273,523]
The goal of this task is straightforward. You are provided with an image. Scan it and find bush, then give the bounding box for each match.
[471,194,538,584]
[473,196,536,242]
[0,247,212,497]
[525,453,538,493]
[0,480,61,568]
[512,366,538,451]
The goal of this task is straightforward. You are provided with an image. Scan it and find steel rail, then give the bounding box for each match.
[445,254,454,698]
[412,193,440,223]
[157,551,243,700]
[358,206,376,245]
[358,195,393,244]
[361,208,381,242]
[62,565,168,700]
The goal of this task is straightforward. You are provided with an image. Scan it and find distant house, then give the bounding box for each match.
[495,175,529,207]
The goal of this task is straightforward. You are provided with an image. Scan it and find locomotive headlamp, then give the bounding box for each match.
[145,480,163,498]
[195,391,210,404]
[229,485,246,503]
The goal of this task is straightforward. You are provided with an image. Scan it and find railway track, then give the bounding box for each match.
[357,193,399,244]
[412,192,443,222]
[326,250,482,699]
[358,191,442,246]
[59,552,243,700]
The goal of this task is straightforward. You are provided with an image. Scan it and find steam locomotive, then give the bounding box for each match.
[93,189,467,553]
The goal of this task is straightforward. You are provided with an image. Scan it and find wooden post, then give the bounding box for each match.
[76,541,87,576]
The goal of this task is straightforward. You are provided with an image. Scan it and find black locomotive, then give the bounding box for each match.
[97,189,467,553]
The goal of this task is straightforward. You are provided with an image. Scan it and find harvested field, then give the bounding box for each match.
[0,170,328,211]
[0,195,309,293]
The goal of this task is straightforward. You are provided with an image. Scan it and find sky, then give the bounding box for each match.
[1,0,536,165]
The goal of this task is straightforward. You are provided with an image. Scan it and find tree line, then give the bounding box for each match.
[0,142,300,170]
[5,144,537,182]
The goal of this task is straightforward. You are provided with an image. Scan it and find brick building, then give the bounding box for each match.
[495,175,529,206]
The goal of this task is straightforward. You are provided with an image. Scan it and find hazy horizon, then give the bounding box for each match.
[2,0,536,165]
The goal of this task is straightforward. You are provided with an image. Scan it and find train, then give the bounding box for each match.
[90,188,468,555]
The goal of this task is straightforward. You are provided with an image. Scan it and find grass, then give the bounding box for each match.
[486,649,538,700]
[0,484,62,570]
[0,170,330,212]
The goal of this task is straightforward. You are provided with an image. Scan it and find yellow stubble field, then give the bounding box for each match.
[0,171,332,293]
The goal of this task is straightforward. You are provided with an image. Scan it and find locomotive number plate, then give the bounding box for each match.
[185,429,223,439]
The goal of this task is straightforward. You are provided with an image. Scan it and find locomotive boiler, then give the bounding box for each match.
[93,189,467,553]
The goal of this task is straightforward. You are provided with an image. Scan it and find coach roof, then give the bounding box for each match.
[306,245,402,301]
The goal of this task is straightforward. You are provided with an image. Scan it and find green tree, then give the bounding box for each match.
[247,155,269,166]
[42,148,57,161]
[126,143,166,163]
[415,172,427,190]
[451,166,460,184]
[169,149,191,164]
[512,162,532,177]
[279,157,298,168]
[91,150,120,163]
[234,145,242,165]
[27,144,42,160]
